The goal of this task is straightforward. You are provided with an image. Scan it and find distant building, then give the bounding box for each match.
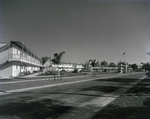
[120,64,133,73]
[92,66,118,73]
[44,62,83,72]
[0,41,43,78]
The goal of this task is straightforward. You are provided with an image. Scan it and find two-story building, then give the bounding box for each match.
[43,60,84,73]
[0,41,43,78]
[51,63,83,72]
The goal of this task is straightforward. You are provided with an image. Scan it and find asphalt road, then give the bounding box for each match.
[0,72,146,119]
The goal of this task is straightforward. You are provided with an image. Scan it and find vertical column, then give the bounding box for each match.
[120,64,123,73]
[125,64,128,73]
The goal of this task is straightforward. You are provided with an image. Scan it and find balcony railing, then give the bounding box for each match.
[0,54,42,66]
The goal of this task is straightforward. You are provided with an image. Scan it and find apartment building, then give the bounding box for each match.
[0,41,43,78]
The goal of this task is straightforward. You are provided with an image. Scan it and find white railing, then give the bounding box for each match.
[0,54,42,66]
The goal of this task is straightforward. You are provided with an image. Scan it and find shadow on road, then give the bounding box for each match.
[81,78,140,94]
[0,99,73,119]
[91,101,150,119]
[81,86,120,93]
[95,78,139,83]
[91,77,150,119]
[126,77,150,95]
[0,76,147,119]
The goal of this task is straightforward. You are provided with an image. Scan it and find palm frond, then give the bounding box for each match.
[93,59,96,63]
[89,59,97,67]
[89,59,93,62]
[54,53,58,59]
[57,51,65,63]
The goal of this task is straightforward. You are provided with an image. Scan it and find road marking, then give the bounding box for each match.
[0,72,145,96]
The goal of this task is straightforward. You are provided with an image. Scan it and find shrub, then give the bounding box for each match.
[33,70,38,73]
[72,68,78,73]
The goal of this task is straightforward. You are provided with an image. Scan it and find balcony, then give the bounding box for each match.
[0,54,42,67]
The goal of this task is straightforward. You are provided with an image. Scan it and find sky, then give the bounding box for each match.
[0,0,150,65]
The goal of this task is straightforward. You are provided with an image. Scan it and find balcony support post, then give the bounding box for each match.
[21,42,23,60]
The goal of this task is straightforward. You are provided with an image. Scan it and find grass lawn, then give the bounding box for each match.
[38,72,88,77]
[91,77,150,119]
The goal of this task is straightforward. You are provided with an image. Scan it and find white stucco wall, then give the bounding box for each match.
[12,65,20,77]
[0,63,13,78]
[0,44,42,78]
[0,47,13,60]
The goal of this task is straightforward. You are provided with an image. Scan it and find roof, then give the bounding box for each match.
[0,42,8,48]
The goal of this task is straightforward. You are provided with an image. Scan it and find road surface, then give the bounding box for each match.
[0,72,146,119]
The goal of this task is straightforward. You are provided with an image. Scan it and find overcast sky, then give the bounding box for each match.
[0,0,150,65]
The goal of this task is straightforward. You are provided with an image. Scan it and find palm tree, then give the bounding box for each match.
[141,62,150,71]
[41,56,51,74]
[89,59,99,76]
[109,62,116,74]
[100,61,108,67]
[41,56,51,65]
[130,63,138,72]
[89,59,99,67]
[109,62,116,67]
[51,51,65,79]
[51,51,65,64]
[100,61,108,72]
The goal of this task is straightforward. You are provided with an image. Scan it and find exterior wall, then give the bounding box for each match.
[0,48,8,59]
[0,47,13,59]
[12,64,20,77]
[27,66,31,72]
[76,65,82,69]
[12,47,20,59]
[11,46,41,65]
[51,63,74,72]
[46,63,83,72]
[11,64,40,77]
[0,63,13,78]
[34,67,40,71]
[0,42,42,78]
[13,47,20,54]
